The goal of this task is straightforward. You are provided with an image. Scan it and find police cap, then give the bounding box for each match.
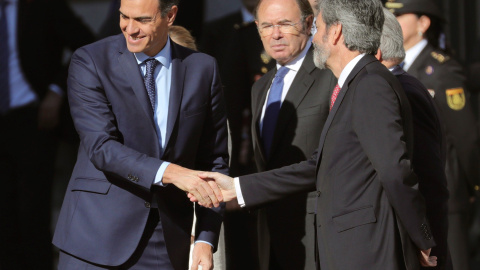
[385,0,445,20]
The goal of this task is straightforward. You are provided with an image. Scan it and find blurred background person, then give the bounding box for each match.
[376,7,450,269]
[249,0,336,269]
[386,0,480,269]
[200,1,274,269]
[0,0,94,269]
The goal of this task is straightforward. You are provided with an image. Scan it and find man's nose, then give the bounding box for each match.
[271,26,283,39]
[124,20,138,34]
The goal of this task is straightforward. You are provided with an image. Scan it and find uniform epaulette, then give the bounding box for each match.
[431,51,450,64]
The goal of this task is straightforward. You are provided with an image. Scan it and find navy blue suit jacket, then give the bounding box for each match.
[392,66,450,269]
[53,35,228,270]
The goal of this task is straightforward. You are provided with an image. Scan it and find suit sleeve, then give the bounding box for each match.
[352,74,435,250]
[194,59,229,248]
[67,48,163,192]
[239,150,318,209]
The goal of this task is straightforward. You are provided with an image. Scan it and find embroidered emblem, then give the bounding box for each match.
[431,52,449,63]
[446,88,466,110]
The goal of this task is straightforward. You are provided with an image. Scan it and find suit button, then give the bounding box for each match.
[316,191,321,197]
[144,202,151,208]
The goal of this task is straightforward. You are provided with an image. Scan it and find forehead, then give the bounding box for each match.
[257,0,302,23]
[120,0,159,14]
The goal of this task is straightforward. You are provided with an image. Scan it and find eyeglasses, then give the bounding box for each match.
[258,21,302,37]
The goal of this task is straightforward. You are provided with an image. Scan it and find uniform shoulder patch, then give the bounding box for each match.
[446,88,466,110]
[431,51,450,64]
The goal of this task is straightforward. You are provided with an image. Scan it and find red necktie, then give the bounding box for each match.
[330,84,341,111]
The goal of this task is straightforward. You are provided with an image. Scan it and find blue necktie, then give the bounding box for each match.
[0,0,10,113]
[143,58,159,112]
[262,66,289,158]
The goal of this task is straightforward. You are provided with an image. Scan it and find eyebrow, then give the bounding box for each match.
[260,19,294,26]
[119,11,154,21]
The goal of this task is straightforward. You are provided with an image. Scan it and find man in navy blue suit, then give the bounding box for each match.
[53,0,228,269]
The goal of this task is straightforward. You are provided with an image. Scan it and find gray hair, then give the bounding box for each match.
[379,8,405,64]
[255,0,314,23]
[317,0,384,54]
[159,0,179,17]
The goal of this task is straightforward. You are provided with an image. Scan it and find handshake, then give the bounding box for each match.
[163,164,237,208]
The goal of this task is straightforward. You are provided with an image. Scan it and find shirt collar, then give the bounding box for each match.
[134,37,172,68]
[241,6,255,23]
[276,39,312,72]
[404,39,427,71]
[338,53,366,88]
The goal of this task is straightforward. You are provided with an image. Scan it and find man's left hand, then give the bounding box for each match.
[419,248,437,267]
[190,242,213,270]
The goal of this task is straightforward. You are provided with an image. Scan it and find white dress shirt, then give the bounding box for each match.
[403,39,427,72]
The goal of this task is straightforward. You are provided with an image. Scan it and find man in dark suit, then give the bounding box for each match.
[196,0,438,269]
[375,8,450,269]
[52,0,228,269]
[0,0,94,269]
[387,1,480,268]
[250,0,335,269]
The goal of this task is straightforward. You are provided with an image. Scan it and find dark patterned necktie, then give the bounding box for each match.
[143,58,159,112]
[0,0,10,113]
[262,66,289,158]
[330,84,341,111]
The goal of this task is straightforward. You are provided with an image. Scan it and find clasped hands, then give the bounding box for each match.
[162,164,235,208]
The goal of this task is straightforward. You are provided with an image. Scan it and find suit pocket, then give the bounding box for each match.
[184,103,208,118]
[297,105,322,118]
[332,205,376,232]
[71,178,112,195]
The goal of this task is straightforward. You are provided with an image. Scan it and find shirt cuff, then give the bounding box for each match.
[194,240,214,248]
[154,162,171,186]
[48,84,64,96]
[234,177,246,207]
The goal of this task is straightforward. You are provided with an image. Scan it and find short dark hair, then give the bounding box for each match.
[254,0,314,22]
[159,0,179,17]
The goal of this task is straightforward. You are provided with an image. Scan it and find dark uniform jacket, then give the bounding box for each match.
[406,44,480,212]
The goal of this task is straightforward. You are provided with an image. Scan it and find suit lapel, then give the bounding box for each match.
[118,46,156,127]
[269,49,316,157]
[164,42,186,152]
[315,55,376,169]
[252,69,276,165]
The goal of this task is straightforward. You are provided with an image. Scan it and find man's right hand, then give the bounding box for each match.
[189,172,237,207]
[162,164,223,208]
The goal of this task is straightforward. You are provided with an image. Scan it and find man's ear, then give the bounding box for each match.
[166,5,178,26]
[331,23,342,45]
[375,49,382,62]
[305,15,314,36]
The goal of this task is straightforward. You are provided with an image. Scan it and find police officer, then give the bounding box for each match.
[385,0,480,269]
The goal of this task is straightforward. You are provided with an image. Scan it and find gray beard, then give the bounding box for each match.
[313,42,330,70]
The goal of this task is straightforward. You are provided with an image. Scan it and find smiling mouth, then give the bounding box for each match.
[128,35,145,42]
